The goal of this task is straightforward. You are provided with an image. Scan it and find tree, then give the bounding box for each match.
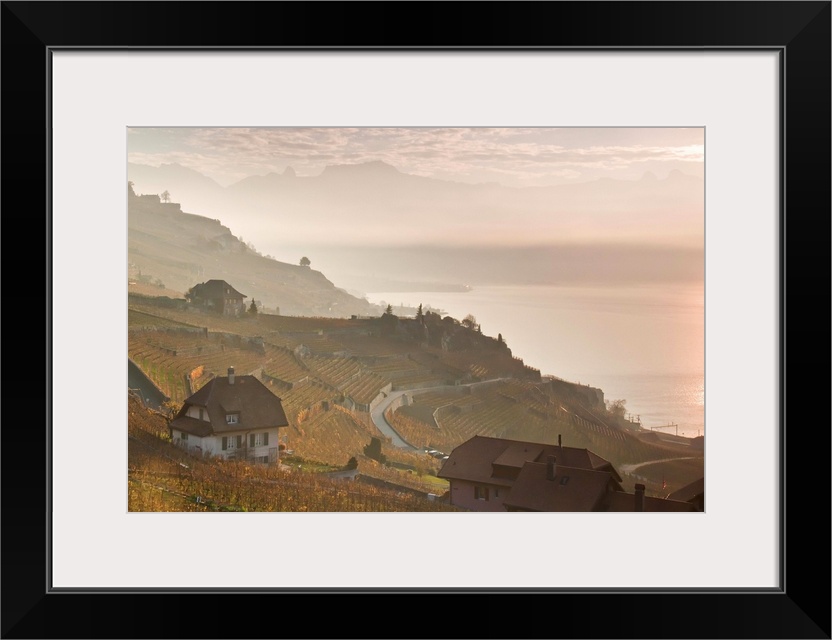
[497,333,503,344]
[363,437,387,464]
[608,399,627,419]
[416,303,423,321]
[384,303,393,316]
[161,190,171,203]
[299,256,311,267]
[461,314,477,330]
[248,300,258,316]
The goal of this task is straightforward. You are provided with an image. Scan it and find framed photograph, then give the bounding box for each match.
[4,2,829,638]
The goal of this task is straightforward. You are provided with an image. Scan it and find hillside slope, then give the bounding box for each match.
[128,190,378,317]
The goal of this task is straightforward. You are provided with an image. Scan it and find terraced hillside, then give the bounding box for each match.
[128,394,454,512]
[127,296,701,495]
[388,378,702,485]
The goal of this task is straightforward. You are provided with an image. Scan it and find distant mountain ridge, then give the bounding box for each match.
[128,160,704,250]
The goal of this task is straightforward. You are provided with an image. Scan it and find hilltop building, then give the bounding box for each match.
[169,367,288,464]
[185,279,247,316]
[438,435,695,512]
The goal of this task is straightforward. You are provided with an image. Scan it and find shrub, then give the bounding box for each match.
[363,437,387,464]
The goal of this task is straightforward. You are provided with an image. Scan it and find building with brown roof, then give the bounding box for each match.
[601,484,696,512]
[667,477,705,511]
[502,457,621,512]
[437,434,623,512]
[438,435,697,512]
[185,279,247,316]
[169,367,289,464]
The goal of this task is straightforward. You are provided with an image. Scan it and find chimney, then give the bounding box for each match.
[634,483,645,512]
[558,434,562,448]
[546,455,557,481]
[228,367,235,384]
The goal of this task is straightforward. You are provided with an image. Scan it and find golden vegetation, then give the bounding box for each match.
[127,298,702,505]
[128,395,456,512]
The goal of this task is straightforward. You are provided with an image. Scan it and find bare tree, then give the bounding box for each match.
[161,190,171,203]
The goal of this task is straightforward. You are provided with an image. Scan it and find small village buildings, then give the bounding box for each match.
[169,367,289,463]
[437,435,696,512]
[186,279,247,316]
[437,435,623,512]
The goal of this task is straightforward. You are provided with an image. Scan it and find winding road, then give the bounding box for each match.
[369,378,506,451]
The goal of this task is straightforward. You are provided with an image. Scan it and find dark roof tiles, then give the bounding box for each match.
[438,435,620,484]
[191,279,246,299]
[668,477,705,503]
[604,491,697,512]
[171,374,288,435]
[502,462,614,512]
[169,415,214,438]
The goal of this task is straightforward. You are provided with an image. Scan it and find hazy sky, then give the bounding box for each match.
[128,127,704,188]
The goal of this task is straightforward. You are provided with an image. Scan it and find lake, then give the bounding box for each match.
[367,283,704,438]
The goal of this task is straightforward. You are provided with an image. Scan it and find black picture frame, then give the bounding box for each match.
[2,2,829,638]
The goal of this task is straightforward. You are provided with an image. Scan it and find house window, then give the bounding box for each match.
[494,488,499,498]
[226,413,239,425]
[181,432,188,441]
[249,432,269,447]
[199,408,205,421]
[221,436,237,451]
[474,486,489,501]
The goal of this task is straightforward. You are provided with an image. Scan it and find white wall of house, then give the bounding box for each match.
[186,405,210,421]
[171,429,204,454]
[171,427,283,462]
[205,427,283,462]
[449,480,508,512]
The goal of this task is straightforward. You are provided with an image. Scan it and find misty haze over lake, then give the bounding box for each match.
[367,284,704,437]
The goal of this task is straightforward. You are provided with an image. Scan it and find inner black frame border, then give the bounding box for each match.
[2,2,829,639]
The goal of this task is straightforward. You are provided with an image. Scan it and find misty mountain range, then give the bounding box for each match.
[128,160,704,294]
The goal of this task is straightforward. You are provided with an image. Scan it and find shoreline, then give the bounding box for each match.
[365,286,704,439]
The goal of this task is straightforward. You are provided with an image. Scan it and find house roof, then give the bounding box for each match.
[603,491,697,512]
[169,415,214,438]
[191,279,246,299]
[667,477,705,503]
[438,436,516,487]
[502,462,614,512]
[437,435,621,484]
[170,374,288,435]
